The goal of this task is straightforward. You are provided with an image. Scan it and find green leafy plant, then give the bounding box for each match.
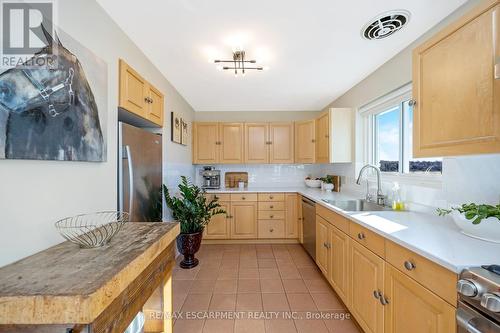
[321,175,334,184]
[437,203,500,225]
[163,176,226,234]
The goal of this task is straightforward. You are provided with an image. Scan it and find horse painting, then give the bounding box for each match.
[0,28,104,161]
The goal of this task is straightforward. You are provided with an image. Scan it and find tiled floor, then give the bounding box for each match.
[172,243,360,333]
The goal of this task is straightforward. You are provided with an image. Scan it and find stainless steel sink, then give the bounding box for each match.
[322,199,391,212]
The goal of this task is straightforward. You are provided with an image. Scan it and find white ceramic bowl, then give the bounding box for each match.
[451,210,500,243]
[304,179,321,188]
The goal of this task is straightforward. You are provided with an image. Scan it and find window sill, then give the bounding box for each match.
[366,172,442,189]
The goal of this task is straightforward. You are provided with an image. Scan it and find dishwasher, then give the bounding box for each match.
[301,197,316,260]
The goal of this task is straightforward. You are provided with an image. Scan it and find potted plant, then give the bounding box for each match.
[163,176,226,268]
[322,175,334,192]
[437,203,500,243]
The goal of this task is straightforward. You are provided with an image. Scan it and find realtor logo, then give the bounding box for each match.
[1,0,55,68]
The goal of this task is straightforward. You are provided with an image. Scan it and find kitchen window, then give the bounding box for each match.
[361,84,442,178]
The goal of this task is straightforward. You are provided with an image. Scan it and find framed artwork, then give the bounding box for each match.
[180,118,188,145]
[171,111,181,144]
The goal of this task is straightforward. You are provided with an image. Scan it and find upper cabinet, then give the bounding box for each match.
[295,120,315,163]
[245,123,269,164]
[192,122,244,164]
[119,59,164,127]
[269,123,294,163]
[219,123,244,164]
[245,122,294,164]
[315,108,353,164]
[413,0,500,157]
[315,112,330,163]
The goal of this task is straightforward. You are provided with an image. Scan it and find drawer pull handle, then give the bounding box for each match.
[404,261,416,271]
[357,233,366,240]
[270,205,274,209]
[242,197,246,200]
[373,290,382,300]
[380,295,389,306]
[270,196,274,199]
[270,228,274,232]
[270,215,274,218]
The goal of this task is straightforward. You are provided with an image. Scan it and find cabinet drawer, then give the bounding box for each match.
[258,202,285,211]
[349,223,385,258]
[258,211,285,220]
[385,241,457,305]
[230,193,258,202]
[257,193,285,202]
[316,204,349,234]
[258,220,285,238]
[205,193,231,202]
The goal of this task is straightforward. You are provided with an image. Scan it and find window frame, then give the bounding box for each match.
[359,83,442,188]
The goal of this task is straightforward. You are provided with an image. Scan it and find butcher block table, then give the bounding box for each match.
[0,222,180,333]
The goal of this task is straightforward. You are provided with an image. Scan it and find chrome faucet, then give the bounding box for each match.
[356,164,386,206]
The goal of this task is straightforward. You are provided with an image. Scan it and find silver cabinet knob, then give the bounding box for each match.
[373,290,381,299]
[357,233,365,240]
[408,99,417,107]
[404,261,416,271]
[457,279,479,297]
[481,293,500,312]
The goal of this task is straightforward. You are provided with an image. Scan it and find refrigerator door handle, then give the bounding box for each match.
[125,145,134,218]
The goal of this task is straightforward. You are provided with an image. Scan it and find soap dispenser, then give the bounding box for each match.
[391,182,405,211]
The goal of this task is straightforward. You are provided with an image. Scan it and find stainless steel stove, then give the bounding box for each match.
[457,265,500,333]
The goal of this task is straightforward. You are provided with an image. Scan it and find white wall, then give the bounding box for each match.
[0,0,194,267]
[322,0,500,210]
[194,111,321,122]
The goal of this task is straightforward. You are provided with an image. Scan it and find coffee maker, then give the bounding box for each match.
[201,166,221,189]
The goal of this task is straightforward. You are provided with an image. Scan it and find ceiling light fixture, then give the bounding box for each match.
[214,50,266,76]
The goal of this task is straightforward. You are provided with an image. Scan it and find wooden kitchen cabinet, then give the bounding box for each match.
[269,123,294,163]
[245,123,269,164]
[413,0,500,157]
[192,122,219,164]
[316,215,330,275]
[119,59,164,127]
[315,112,330,163]
[384,264,456,333]
[285,193,299,239]
[295,119,316,163]
[204,201,230,239]
[230,202,258,239]
[350,240,385,333]
[329,226,350,307]
[219,123,244,163]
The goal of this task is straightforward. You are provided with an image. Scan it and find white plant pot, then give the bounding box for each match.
[451,210,500,244]
[323,183,334,192]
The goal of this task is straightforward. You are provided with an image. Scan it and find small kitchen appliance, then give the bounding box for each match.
[457,265,500,332]
[201,167,221,189]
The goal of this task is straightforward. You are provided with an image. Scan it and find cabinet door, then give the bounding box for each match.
[270,123,294,163]
[329,226,350,307]
[315,215,329,275]
[285,194,298,239]
[230,202,257,239]
[413,2,500,157]
[192,123,219,164]
[295,120,315,163]
[384,264,456,333]
[204,202,230,239]
[298,195,304,244]
[245,123,269,164]
[119,59,147,117]
[350,240,384,333]
[315,113,330,163]
[219,123,244,164]
[148,85,164,126]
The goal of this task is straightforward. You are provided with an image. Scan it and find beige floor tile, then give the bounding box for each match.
[181,293,212,311]
[311,293,345,311]
[200,259,222,269]
[173,292,188,312]
[304,279,333,293]
[173,280,193,294]
[173,319,205,333]
[234,319,265,333]
[262,293,290,311]
[196,267,220,280]
[256,251,275,259]
[323,312,360,333]
[260,278,284,293]
[293,255,316,268]
[287,293,317,311]
[237,279,261,293]
[276,257,295,266]
[203,319,235,333]
[209,293,237,311]
[282,279,308,293]
[265,319,298,333]
[258,258,277,268]
[298,267,323,280]
[278,265,301,279]
[218,268,239,280]
[236,293,263,311]
[239,259,258,268]
[294,318,329,333]
[189,279,216,294]
[214,279,238,294]
[259,268,280,279]
[221,260,240,270]
[173,267,200,280]
[223,252,240,260]
[239,268,260,279]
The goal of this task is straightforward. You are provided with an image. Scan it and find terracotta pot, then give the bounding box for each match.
[176,231,203,269]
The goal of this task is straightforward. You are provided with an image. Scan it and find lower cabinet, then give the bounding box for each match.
[285,193,299,238]
[328,226,350,307]
[384,264,456,333]
[349,240,385,333]
[230,201,258,239]
[204,201,230,239]
[316,215,330,275]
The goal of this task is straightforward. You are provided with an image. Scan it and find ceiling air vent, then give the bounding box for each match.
[362,10,410,40]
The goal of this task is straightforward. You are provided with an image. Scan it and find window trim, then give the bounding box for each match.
[359,83,442,188]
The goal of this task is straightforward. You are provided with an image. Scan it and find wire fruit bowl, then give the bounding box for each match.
[55,211,129,248]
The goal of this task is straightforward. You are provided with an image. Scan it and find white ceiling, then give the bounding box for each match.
[96,0,467,111]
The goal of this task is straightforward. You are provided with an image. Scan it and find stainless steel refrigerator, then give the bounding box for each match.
[118,122,162,222]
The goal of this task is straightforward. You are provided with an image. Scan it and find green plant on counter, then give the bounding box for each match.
[437,203,500,225]
[320,175,334,184]
[163,176,226,234]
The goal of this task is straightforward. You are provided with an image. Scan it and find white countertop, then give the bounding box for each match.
[206,187,500,273]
